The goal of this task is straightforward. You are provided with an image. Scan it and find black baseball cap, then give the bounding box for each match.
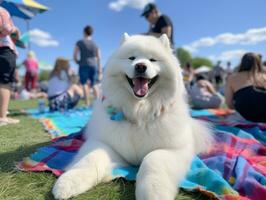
[141,3,157,17]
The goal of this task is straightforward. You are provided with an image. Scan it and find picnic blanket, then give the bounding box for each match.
[20,108,266,200]
[26,107,92,138]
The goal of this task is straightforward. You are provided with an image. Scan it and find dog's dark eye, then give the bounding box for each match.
[149,58,157,62]
[128,56,136,61]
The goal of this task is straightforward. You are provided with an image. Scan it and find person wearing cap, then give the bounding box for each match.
[141,3,174,46]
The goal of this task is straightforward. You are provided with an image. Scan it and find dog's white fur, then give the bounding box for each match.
[52,34,212,200]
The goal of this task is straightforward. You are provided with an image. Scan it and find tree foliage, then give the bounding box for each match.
[39,70,51,82]
[191,57,213,69]
[176,48,192,67]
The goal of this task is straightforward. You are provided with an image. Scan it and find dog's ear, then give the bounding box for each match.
[159,34,170,49]
[121,33,130,45]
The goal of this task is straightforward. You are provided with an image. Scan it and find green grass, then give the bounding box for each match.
[0,100,212,200]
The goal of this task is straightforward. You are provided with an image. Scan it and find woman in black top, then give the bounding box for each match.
[225,52,266,122]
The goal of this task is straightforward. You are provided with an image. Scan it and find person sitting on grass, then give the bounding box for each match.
[225,52,266,122]
[47,58,88,112]
[187,74,224,109]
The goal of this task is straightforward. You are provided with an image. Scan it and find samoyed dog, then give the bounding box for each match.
[52,33,212,200]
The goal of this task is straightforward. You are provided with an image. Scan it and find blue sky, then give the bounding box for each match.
[12,0,266,72]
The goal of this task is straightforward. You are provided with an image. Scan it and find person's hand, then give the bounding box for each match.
[12,26,20,39]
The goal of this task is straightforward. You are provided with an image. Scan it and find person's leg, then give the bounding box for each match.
[92,84,100,99]
[0,84,11,118]
[88,66,97,100]
[67,84,90,109]
[31,74,38,90]
[79,66,90,105]
[29,74,34,91]
[0,84,19,124]
[67,84,84,98]
[24,72,30,91]
[0,48,19,125]
[30,91,48,99]
[86,82,92,104]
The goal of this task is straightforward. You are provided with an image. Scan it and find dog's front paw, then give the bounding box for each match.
[52,170,94,200]
[52,174,76,200]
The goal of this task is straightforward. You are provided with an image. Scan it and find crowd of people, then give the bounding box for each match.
[184,52,266,123]
[1,3,266,127]
[0,6,103,126]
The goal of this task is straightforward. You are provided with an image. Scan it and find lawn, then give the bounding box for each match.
[0,100,211,200]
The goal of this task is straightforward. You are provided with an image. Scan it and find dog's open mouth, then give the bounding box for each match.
[126,75,159,98]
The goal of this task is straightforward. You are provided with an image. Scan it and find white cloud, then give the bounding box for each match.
[29,29,59,47]
[217,49,247,61]
[109,0,154,11]
[209,49,247,61]
[183,27,266,53]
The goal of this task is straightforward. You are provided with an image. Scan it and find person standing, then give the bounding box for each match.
[226,61,232,76]
[23,51,39,91]
[211,61,226,89]
[73,25,102,105]
[182,62,194,87]
[0,7,20,126]
[141,3,174,46]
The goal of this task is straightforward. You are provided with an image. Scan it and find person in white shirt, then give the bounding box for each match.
[47,58,88,111]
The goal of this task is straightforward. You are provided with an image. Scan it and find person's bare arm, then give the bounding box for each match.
[225,76,234,109]
[73,45,79,64]
[161,26,172,39]
[204,80,217,94]
[0,9,15,37]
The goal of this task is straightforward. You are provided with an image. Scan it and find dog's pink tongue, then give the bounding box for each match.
[133,78,148,96]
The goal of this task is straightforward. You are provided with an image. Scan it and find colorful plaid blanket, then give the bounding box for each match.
[20,108,266,200]
[26,107,92,138]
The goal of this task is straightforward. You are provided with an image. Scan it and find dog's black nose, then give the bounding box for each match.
[135,63,147,74]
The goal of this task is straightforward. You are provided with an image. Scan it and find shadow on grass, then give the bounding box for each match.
[0,141,51,172]
[8,111,28,117]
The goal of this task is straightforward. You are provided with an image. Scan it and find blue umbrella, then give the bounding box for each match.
[1,1,32,19]
[0,0,48,19]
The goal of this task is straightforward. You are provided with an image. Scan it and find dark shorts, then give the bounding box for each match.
[78,65,96,86]
[48,91,80,112]
[214,76,222,85]
[0,47,16,84]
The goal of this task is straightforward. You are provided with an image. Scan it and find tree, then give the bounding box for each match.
[192,57,213,69]
[176,48,192,67]
[39,70,51,82]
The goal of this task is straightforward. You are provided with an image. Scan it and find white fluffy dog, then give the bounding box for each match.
[52,33,212,200]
